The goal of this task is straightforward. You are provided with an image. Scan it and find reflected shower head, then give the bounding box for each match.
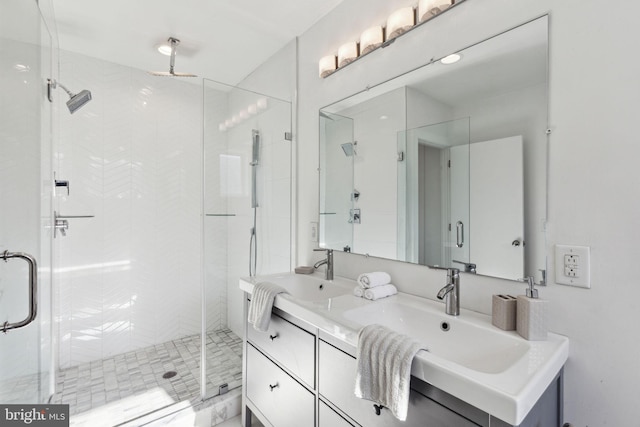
[341,142,356,157]
[47,79,92,114]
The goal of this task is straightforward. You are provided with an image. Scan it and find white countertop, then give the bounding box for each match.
[240,272,569,425]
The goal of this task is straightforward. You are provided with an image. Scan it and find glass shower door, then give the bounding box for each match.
[202,79,292,399]
[0,0,53,404]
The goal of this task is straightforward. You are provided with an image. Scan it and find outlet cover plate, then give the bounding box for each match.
[555,244,590,288]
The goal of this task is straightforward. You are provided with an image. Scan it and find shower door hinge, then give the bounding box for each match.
[219,383,229,395]
[284,132,292,141]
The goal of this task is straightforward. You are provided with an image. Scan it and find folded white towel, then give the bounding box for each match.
[247,282,287,332]
[357,272,391,288]
[353,286,364,298]
[364,284,397,300]
[355,324,426,421]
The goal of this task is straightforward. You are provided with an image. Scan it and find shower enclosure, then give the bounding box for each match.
[0,0,54,405]
[1,1,293,424]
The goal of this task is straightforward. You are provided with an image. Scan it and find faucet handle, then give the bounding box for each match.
[428,265,460,275]
[452,259,477,273]
[314,248,333,254]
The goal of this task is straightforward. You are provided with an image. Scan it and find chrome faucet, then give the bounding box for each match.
[452,259,477,274]
[436,268,460,316]
[313,248,333,280]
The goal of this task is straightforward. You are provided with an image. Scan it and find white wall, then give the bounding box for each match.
[296,0,640,424]
[55,51,203,368]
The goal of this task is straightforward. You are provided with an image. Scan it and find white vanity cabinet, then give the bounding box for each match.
[246,344,315,427]
[246,312,315,387]
[318,340,478,427]
[243,305,318,427]
[242,293,563,427]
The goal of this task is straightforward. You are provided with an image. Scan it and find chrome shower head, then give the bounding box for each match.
[66,89,92,114]
[341,142,356,157]
[47,79,92,114]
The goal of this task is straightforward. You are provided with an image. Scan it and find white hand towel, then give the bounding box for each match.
[364,284,397,300]
[355,324,426,421]
[353,286,364,298]
[247,282,287,332]
[357,272,391,288]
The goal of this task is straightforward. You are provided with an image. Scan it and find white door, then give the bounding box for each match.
[470,136,524,279]
[448,145,470,267]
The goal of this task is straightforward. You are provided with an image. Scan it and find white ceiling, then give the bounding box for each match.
[52,0,344,85]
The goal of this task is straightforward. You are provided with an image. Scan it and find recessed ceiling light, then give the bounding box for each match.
[380,115,388,120]
[440,53,461,65]
[157,44,172,56]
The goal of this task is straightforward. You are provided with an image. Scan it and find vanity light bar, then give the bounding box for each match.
[318,0,464,78]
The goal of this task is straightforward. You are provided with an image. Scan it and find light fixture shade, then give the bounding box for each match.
[319,55,337,78]
[257,98,268,111]
[157,44,172,56]
[418,0,453,22]
[360,26,384,55]
[386,7,415,40]
[440,53,461,64]
[338,41,359,68]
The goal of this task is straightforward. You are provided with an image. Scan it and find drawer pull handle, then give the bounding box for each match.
[373,404,384,416]
[269,333,279,341]
[269,383,279,391]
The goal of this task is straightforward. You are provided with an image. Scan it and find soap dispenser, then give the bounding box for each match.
[516,276,548,341]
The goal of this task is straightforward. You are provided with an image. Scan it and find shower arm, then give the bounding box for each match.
[47,79,74,102]
[169,37,179,75]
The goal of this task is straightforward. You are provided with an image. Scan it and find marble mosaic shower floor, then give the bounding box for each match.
[51,329,242,426]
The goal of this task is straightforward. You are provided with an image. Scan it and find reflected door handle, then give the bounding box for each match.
[456,221,464,248]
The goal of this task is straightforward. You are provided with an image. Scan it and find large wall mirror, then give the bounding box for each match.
[319,16,548,282]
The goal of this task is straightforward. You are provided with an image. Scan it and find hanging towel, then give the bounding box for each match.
[357,272,392,288]
[355,324,426,421]
[353,286,365,298]
[247,282,287,332]
[364,284,398,300]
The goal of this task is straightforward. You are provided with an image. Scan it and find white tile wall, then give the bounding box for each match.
[55,51,205,368]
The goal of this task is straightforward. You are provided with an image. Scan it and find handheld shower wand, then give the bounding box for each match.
[249,129,260,276]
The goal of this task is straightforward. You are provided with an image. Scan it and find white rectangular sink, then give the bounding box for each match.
[239,272,353,301]
[342,300,530,374]
[239,272,569,425]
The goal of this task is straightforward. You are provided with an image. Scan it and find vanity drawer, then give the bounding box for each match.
[319,401,355,427]
[318,340,478,427]
[247,311,315,387]
[246,344,315,427]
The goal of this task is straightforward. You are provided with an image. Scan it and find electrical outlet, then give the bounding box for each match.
[555,245,590,288]
[310,222,319,242]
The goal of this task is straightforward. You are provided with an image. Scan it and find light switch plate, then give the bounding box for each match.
[555,244,590,288]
